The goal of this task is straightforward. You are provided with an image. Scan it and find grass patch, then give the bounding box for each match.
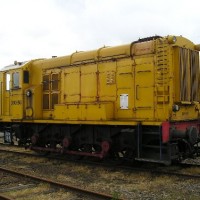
[6,183,50,198]
[181,167,200,174]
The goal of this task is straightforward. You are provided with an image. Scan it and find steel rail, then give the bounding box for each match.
[0,194,13,200]
[0,166,121,200]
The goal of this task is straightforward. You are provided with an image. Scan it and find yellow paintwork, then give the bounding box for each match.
[0,35,199,126]
[54,102,114,120]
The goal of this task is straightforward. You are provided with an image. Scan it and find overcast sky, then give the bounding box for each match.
[0,0,199,67]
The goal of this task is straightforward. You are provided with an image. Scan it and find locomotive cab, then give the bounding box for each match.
[0,60,43,122]
[0,62,28,143]
[0,61,30,119]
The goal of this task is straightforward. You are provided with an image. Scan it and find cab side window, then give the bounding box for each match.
[13,72,19,88]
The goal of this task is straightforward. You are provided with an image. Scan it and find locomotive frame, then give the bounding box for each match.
[0,35,200,165]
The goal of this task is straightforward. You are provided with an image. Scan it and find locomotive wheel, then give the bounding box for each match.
[62,137,71,149]
[101,141,110,153]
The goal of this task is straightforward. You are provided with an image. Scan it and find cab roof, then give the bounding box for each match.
[0,61,29,72]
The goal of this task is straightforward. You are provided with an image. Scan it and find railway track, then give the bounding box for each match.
[0,194,12,200]
[1,144,200,181]
[1,143,200,199]
[0,174,37,200]
[0,166,117,200]
[0,164,48,200]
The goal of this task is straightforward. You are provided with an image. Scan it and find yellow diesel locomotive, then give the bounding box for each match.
[0,35,200,164]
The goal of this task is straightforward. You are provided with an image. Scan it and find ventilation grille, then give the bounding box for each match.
[179,48,199,102]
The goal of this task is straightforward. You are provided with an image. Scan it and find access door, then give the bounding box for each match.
[134,61,155,120]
